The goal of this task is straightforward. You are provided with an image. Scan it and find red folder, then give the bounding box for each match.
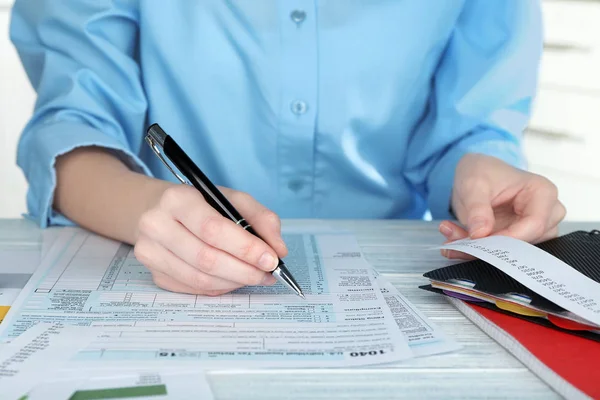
[449,298,600,399]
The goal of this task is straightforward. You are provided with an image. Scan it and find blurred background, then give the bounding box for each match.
[0,0,599,221]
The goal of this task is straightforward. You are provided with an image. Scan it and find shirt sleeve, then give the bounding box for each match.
[10,0,151,228]
[403,0,543,220]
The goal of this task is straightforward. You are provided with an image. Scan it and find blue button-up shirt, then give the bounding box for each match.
[10,0,541,227]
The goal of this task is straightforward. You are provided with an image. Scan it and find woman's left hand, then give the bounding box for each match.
[439,153,566,259]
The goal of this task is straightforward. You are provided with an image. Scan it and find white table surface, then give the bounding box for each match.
[0,218,596,399]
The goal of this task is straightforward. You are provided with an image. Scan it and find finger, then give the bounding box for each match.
[151,271,233,297]
[139,215,278,286]
[439,221,469,241]
[455,180,495,239]
[134,235,248,293]
[549,201,567,228]
[136,236,244,291]
[440,240,476,260]
[157,187,281,272]
[530,203,565,245]
[438,221,475,260]
[441,249,476,261]
[151,270,206,294]
[226,190,288,258]
[496,183,558,243]
[533,226,559,244]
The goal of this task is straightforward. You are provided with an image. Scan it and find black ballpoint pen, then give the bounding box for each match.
[145,123,305,299]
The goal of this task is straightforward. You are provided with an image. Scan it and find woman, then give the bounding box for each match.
[10,0,565,295]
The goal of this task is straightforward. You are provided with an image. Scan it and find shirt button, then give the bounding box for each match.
[290,10,306,25]
[288,179,305,192]
[290,100,308,115]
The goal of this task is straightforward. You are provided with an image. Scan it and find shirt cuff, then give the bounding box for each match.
[426,128,526,220]
[18,121,152,228]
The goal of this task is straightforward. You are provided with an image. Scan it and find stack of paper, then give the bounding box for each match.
[0,247,39,322]
[0,229,58,323]
[0,228,459,398]
[0,322,98,399]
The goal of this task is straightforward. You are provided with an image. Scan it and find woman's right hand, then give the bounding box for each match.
[134,185,288,296]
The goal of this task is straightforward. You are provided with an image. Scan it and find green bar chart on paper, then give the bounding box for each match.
[69,384,167,400]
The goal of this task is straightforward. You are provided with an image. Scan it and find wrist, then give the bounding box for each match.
[130,175,176,242]
[54,147,175,245]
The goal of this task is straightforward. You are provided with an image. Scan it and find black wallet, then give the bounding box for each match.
[420,230,600,341]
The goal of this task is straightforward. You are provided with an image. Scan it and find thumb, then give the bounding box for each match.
[251,211,288,259]
[458,183,495,239]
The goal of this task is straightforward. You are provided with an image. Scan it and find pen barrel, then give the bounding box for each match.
[163,136,244,223]
[240,223,269,243]
[234,216,273,249]
[161,131,276,263]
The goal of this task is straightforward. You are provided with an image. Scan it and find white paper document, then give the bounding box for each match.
[27,371,214,400]
[0,236,55,323]
[0,322,97,399]
[0,247,40,309]
[373,271,460,357]
[0,249,40,275]
[0,229,413,369]
[0,289,21,309]
[0,229,82,312]
[439,235,600,326]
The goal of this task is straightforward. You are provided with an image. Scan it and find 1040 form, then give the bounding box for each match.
[0,228,457,372]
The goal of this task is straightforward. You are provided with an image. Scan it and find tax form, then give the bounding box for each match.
[373,271,460,357]
[0,322,97,399]
[0,228,61,325]
[0,229,412,369]
[0,243,41,322]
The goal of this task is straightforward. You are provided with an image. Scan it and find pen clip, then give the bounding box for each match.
[145,135,190,185]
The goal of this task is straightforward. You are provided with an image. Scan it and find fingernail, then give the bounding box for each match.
[441,249,449,258]
[439,223,453,238]
[258,252,277,271]
[262,273,277,285]
[469,218,486,237]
